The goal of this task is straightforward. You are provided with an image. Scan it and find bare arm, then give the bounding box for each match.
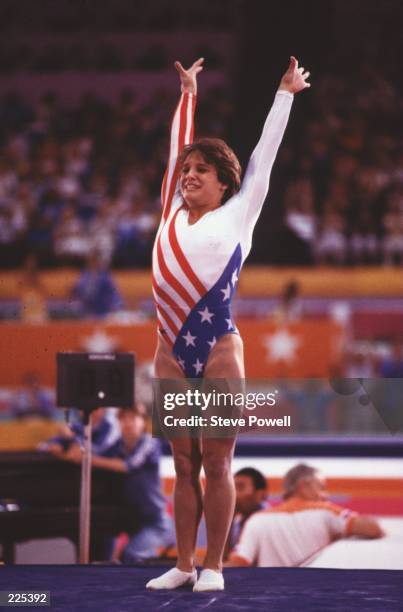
[348,515,385,539]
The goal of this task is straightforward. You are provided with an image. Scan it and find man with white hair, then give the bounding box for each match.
[229,463,384,567]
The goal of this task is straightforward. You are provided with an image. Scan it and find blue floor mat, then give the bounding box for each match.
[0,565,401,612]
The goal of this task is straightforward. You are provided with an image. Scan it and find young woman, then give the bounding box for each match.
[147,56,310,592]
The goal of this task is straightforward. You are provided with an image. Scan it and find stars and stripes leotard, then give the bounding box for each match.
[152,89,294,378]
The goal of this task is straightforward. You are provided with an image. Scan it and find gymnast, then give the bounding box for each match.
[147,56,310,592]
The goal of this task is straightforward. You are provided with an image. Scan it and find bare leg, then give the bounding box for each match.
[201,333,245,571]
[154,336,203,572]
[171,438,203,571]
[201,437,236,571]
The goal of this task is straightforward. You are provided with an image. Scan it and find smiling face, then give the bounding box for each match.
[180,151,227,211]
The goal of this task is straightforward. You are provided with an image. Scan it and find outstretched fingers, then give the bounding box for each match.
[302,70,311,87]
[289,55,298,70]
[174,57,204,95]
[190,57,204,76]
[175,57,204,74]
[191,57,204,69]
[280,56,311,93]
[174,61,185,75]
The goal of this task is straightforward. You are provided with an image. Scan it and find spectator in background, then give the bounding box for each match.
[229,463,383,567]
[18,254,48,322]
[224,468,269,560]
[87,203,117,266]
[70,251,124,318]
[25,208,54,268]
[0,43,402,271]
[272,280,303,324]
[11,372,54,419]
[284,178,316,265]
[53,204,91,266]
[61,404,174,563]
[113,194,157,267]
[0,206,24,268]
[315,203,347,265]
[350,208,379,265]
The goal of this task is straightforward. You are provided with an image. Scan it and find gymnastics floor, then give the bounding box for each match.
[0,565,402,612]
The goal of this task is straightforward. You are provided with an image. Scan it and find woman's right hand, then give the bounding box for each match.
[174,57,204,95]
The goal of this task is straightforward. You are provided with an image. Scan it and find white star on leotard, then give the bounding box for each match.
[193,358,204,375]
[231,269,239,287]
[221,282,231,301]
[225,319,234,330]
[198,306,215,324]
[177,356,186,369]
[182,330,196,347]
[207,336,217,349]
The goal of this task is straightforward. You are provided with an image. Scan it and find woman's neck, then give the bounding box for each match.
[187,202,220,224]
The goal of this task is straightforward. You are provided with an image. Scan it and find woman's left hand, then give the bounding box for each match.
[279,56,311,94]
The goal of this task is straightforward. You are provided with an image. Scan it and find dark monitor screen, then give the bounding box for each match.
[57,352,135,409]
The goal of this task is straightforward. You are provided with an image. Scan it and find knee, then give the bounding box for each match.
[202,452,232,481]
[174,452,201,482]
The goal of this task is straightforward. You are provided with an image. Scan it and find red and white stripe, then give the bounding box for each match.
[153,91,204,346]
[161,92,195,221]
[153,208,207,345]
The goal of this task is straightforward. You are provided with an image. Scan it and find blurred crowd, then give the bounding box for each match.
[1,63,402,269]
[0,0,233,37]
[258,68,403,266]
[0,86,232,269]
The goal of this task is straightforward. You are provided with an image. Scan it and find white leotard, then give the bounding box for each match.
[152,90,293,376]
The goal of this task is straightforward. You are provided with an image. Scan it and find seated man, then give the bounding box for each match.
[229,463,384,567]
[86,404,174,563]
[225,467,269,559]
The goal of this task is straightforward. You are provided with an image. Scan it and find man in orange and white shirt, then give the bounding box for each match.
[229,463,384,567]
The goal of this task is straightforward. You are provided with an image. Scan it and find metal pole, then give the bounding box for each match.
[79,414,92,563]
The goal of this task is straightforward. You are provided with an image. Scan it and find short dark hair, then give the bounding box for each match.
[235,467,268,491]
[179,138,242,204]
[118,403,148,419]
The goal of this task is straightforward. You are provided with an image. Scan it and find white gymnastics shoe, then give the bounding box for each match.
[146,567,197,590]
[193,569,224,592]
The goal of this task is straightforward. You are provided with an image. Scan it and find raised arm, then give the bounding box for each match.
[240,57,310,229]
[161,58,204,220]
